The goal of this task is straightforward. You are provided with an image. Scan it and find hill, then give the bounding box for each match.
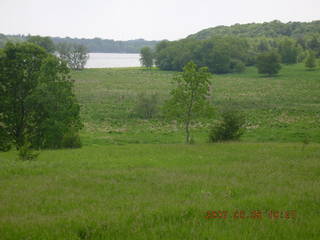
[188,20,320,40]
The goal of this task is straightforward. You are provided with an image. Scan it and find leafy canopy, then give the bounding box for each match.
[305,50,317,70]
[0,42,82,151]
[56,43,89,70]
[256,50,282,76]
[140,46,153,69]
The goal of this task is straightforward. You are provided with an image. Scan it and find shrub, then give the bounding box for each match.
[230,59,246,73]
[61,130,82,148]
[305,51,317,70]
[18,142,39,161]
[133,93,159,119]
[256,50,281,76]
[209,110,246,142]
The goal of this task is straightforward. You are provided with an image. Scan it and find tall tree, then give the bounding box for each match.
[140,46,153,69]
[256,50,282,76]
[0,42,82,150]
[163,61,213,143]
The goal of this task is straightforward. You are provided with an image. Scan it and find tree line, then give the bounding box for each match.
[0,34,158,53]
[188,20,320,40]
[140,32,320,74]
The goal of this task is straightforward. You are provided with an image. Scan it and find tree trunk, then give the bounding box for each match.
[185,120,190,144]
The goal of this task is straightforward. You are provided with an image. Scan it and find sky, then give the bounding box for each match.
[1,0,319,41]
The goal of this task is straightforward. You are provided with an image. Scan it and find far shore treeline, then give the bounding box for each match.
[0,34,158,53]
[151,20,320,74]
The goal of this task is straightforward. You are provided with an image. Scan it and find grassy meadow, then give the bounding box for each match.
[1,64,320,239]
[72,64,320,145]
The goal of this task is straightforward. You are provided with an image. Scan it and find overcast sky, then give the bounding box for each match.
[1,0,319,41]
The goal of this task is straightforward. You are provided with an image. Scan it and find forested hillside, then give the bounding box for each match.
[188,20,320,39]
[154,20,320,73]
[0,34,159,53]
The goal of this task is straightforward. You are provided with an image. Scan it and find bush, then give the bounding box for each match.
[305,51,317,70]
[18,142,39,161]
[209,110,246,142]
[133,93,159,119]
[230,59,246,73]
[61,130,82,148]
[256,50,281,76]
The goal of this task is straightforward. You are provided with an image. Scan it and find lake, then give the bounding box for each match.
[85,53,141,68]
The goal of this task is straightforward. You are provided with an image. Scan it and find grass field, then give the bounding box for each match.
[72,64,320,145]
[1,64,320,239]
[1,143,320,239]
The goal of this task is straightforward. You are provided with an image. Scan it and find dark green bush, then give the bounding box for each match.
[230,59,246,73]
[61,130,82,148]
[18,142,39,161]
[133,93,159,119]
[209,110,246,142]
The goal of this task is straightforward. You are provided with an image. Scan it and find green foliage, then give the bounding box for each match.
[305,51,317,70]
[140,46,153,69]
[188,20,320,40]
[26,35,55,53]
[0,42,82,150]
[153,21,320,74]
[230,59,246,73]
[154,36,250,74]
[61,130,82,148]
[0,125,11,151]
[56,42,89,70]
[307,34,320,57]
[163,61,213,143]
[256,50,282,76]
[133,93,159,119]
[278,38,299,64]
[209,110,246,142]
[18,141,39,161]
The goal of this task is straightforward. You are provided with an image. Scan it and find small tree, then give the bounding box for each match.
[256,50,282,76]
[56,43,89,70]
[140,46,153,69]
[163,61,213,143]
[305,51,317,70]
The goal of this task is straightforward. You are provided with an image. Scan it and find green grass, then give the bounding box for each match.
[1,143,319,239]
[72,64,320,145]
[1,64,320,239]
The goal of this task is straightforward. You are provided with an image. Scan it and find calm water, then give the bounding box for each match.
[85,53,140,68]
